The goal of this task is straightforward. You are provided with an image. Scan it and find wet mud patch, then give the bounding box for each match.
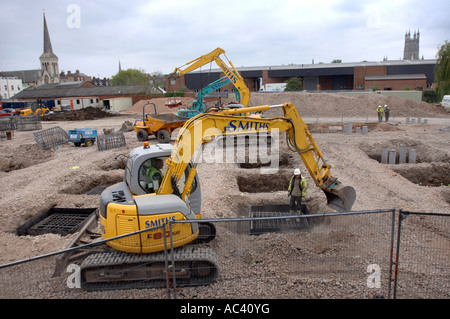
[0,144,54,172]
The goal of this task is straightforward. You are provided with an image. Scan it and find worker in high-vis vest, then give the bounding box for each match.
[147,158,164,192]
[288,168,307,214]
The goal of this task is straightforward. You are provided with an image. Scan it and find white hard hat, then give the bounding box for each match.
[384,105,387,107]
[294,168,301,175]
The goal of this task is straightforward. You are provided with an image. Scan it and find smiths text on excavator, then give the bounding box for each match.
[79,102,356,290]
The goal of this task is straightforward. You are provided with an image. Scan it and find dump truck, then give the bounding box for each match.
[134,102,188,143]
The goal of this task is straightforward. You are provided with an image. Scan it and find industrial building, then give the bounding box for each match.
[166,58,436,94]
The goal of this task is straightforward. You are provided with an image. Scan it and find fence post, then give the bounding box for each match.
[387,208,396,299]
[168,221,177,299]
[390,210,409,299]
[162,223,171,299]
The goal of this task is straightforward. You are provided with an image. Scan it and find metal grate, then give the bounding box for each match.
[97,132,126,151]
[32,126,69,150]
[16,116,42,132]
[249,204,312,235]
[17,208,97,236]
[0,118,16,131]
[85,184,110,195]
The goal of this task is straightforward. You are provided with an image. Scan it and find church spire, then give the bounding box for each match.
[41,13,57,58]
[39,12,59,85]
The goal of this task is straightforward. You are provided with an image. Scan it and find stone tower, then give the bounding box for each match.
[38,13,60,85]
[403,30,420,60]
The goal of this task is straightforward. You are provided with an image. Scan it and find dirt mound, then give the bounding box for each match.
[0,144,54,172]
[42,107,120,121]
[249,92,449,118]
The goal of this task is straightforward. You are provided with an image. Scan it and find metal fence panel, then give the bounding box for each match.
[392,211,449,299]
[1,209,447,299]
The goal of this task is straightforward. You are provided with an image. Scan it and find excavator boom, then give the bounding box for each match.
[169,47,251,107]
[160,103,356,212]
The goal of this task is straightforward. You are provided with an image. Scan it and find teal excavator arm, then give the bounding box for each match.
[178,76,241,118]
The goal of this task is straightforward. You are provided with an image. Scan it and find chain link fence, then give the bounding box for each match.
[390,210,449,299]
[0,208,448,299]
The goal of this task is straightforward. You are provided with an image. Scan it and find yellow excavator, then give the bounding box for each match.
[79,102,356,290]
[168,47,251,108]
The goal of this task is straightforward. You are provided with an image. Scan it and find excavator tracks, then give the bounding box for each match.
[80,247,219,291]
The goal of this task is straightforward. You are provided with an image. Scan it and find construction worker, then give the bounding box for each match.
[376,105,384,122]
[288,168,307,214]
[147,158,164,192]
[384,104,390,122]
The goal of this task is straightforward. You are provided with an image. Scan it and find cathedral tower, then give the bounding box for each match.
[403,30,420,60]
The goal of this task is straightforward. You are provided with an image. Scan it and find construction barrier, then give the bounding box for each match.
[0,208,448,299]
[15,116,42,132]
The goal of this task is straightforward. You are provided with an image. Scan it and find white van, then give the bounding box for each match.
[442,95,450,112]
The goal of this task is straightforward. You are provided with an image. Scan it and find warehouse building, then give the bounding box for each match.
[166,58,436,94]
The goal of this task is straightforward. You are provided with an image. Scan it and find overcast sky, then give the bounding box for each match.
[1,0,449,79]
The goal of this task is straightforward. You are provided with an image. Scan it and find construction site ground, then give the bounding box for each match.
[0,92,449,299]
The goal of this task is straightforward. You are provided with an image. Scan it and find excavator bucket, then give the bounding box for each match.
[323,184,356,212]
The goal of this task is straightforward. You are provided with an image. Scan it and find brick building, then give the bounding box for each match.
[166,58,435,95]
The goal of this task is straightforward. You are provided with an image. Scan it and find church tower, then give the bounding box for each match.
[403,30,420,60]
[39,13,60,85]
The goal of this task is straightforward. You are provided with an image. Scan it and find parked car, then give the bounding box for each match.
[1,108,21,116]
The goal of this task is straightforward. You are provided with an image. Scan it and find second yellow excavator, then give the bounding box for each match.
[168,47,251,108]
[79,102,356,290]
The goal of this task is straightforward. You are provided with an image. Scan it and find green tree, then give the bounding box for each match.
[435,40,450,98]
[111,68,151,86]
[284,77,303,91]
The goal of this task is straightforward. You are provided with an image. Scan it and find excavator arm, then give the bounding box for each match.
[159,103,356,212]
[179,76,241,118]
[169,47,251,107]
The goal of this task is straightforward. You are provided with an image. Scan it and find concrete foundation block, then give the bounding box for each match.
[389,149,397,164]
[409,149,416,163]
[381,147,388,164]
[399,146,407,164]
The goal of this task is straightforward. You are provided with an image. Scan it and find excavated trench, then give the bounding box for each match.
[360,139,450,187]
[237,170,292,193]
[392,163,450,187]
[360,139,450,164]
[0,144,54,172]
[59,172,123,195]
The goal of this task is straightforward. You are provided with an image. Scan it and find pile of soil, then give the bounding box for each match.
[42,107,120,121]
[249,92,447,118]
[125,92,448,119]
